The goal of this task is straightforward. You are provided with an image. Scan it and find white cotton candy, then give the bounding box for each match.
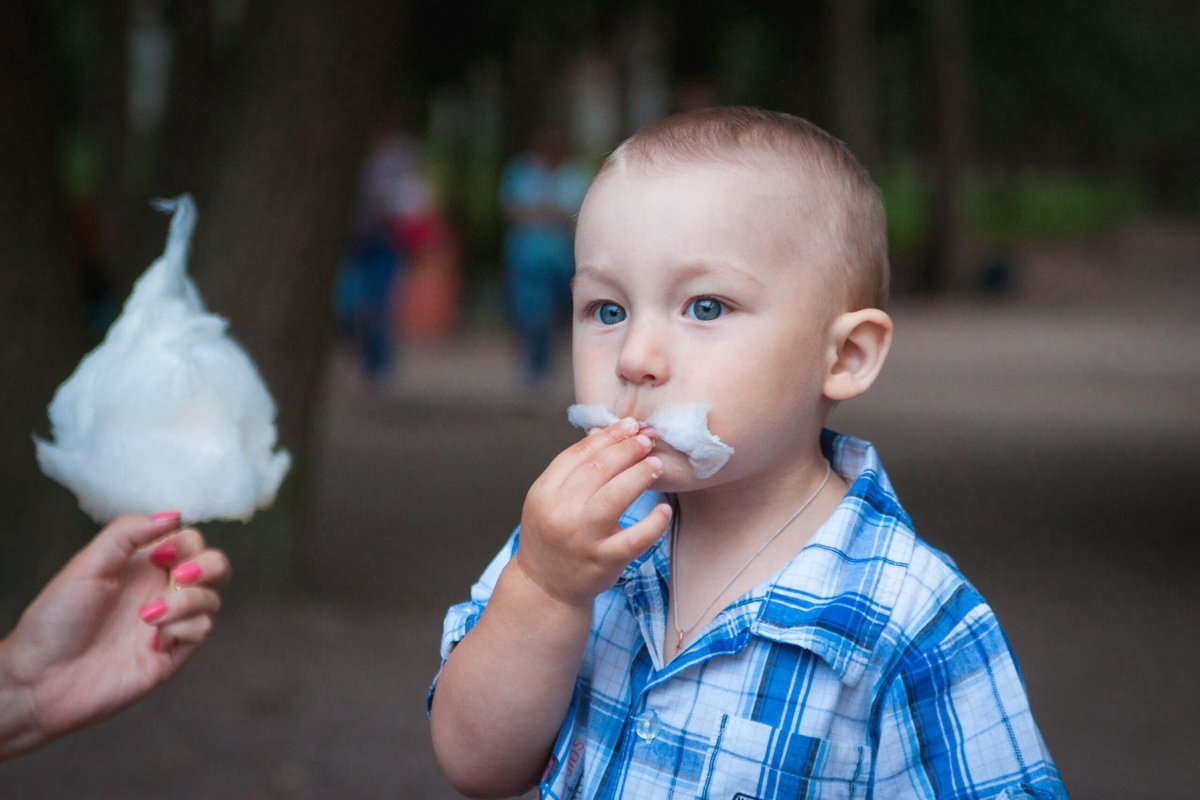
[35,194,291,523]
[566,403,734,479]
[566,404,620,431]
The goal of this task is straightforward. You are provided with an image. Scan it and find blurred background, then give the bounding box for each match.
[1,0,1197,797]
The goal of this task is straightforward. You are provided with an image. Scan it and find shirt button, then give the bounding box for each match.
[634,709,661,742]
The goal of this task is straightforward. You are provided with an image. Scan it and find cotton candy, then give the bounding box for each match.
[35,195,291,523]
[566,403,734,479]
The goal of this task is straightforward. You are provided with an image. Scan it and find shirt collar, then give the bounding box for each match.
[750,431,914,687]
[619,431,915,687]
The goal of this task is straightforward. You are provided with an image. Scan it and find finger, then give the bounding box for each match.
[157,614,214,648]
[74,512,183,575]
[541,418,641,488]
[139,586,221,627]
[599,503,673,564]
[585,455,664,528]
[559,430,657,499]
[171,549,232,590]
[145,526,203,569]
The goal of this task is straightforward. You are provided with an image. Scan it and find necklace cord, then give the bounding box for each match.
[669,461,833,652]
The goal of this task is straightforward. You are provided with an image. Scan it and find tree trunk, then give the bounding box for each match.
[189,1,405,591]
[0,1,92,620]
[827,0,881,170]
[920,0,970,293]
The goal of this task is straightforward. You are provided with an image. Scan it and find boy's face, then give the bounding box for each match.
[572,162,838,492]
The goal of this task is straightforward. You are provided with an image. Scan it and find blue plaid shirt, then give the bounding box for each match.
[434,431,1066,799]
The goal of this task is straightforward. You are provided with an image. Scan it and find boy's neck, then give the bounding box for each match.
[672,451,845,556]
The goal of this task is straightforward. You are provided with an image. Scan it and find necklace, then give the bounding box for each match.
[669,462,832,655]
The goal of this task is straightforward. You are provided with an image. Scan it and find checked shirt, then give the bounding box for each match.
[434,431,1066,799]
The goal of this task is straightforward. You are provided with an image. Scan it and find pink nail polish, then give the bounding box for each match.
[172,562,202,584]
[151,633,161,652]
[151,511,181,527]
[150,542,177,567]
[140,599,167,622]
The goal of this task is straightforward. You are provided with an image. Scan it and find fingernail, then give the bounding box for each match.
[635,434,652,448]
[150,542,177,567]
[151,511,181,527]
[647,456,664,476]
[140,599,167,622]
[172,562,202,584]
[151,633,162,652]
[619,417,638,433]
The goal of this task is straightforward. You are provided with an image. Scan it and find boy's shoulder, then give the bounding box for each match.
[753,431,1002,687]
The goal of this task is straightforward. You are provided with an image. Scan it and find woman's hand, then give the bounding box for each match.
[0,513,231,759]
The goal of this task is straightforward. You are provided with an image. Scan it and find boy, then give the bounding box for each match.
[429,108,1065,799]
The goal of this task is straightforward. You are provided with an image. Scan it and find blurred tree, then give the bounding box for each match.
[828,0,881,170]
[923,0,970,293]
[188,0,406,590]
[0,1,92,620]
[2,0,408,603]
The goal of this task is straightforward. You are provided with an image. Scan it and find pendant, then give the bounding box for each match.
[675,630,685,653]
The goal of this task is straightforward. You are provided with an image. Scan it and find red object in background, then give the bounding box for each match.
[390,212,462,340]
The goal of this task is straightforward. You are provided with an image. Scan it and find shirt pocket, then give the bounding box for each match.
[698,714,872,800]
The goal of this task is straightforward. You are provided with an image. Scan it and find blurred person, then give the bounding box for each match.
[391,176,462,342]
[500,125,591,386]
[0,512,230,759]
[337,120,433,384]
[429,108,1064,798]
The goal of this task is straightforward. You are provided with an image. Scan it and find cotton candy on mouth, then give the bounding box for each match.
[566,403,734,479]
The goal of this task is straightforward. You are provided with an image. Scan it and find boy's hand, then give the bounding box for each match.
[512,418,672,609]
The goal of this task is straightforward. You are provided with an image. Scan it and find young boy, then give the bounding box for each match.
[429,108,1065,799]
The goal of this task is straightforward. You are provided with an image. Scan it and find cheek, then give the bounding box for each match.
[571,341,613,400]
[704,347,822,443]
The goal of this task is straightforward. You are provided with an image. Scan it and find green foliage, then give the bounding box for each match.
[880,165,1148,257]
[964,172,1147,242]
[878,166,931,257]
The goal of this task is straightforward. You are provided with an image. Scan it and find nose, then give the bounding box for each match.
[616,318,669,386]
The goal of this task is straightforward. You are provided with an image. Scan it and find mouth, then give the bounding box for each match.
[570,401,734,480]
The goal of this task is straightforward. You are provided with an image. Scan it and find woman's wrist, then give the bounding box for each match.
[0,635,45,760]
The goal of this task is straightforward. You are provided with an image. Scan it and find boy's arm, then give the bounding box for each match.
[429,419,671,798]
[871,592,1066,799]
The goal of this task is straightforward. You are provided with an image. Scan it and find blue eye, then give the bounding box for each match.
[593,302,627,325]
[687,297,723,321]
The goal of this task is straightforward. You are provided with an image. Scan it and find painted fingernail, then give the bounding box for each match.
[150,542,177,567]
[646,456,664,476]
[151,511,181,527]
[172,562,202,584]
[635,434,652,448]
[151,633,162,652]
[140,599,167,622]
[619,417,638,433]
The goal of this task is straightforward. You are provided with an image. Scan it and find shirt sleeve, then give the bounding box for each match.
[871,587,1067,799]
[427,527,520,712]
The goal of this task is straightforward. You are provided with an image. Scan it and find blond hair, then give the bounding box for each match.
[599,107,889,309]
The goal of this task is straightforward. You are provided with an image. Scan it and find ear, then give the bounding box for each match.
[823,308,893,402]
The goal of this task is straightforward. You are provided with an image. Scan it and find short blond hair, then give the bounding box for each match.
[599,107,889,309]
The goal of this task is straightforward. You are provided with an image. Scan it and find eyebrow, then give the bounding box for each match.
[573,260,766,289]
[669,260,766,288]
